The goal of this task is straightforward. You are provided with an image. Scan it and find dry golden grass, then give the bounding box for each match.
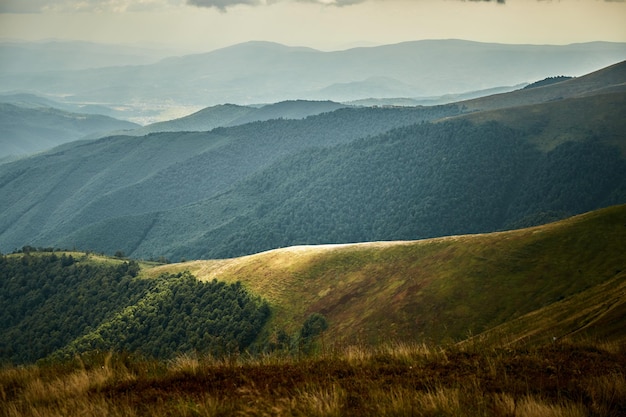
[2,341,624,417]
[514,397,587,417]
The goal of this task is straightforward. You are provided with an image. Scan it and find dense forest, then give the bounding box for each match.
[59,117,625,261]
[0,104,461,255]
[0,252,270,364]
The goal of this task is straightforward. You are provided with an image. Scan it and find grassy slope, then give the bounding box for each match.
[457,91,626,154]
[468,269,626,347]
[145,204,626,347]
[458,59,626,113]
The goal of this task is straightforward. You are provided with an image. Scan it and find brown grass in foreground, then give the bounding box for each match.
[1,341,624,416]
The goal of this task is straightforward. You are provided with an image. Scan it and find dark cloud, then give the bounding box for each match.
[186,0,369,11]
[1,0,620,14]
[186,0,262,11]
[185,0,366,11]
[185,0,503,11]
[293,0,366,6]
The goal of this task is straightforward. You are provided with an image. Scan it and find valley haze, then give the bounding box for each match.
[1,39,625,124]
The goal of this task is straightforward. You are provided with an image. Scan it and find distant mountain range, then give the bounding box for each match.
[1,39,625,121]
[0,40,179,73]
[0,61,624,259]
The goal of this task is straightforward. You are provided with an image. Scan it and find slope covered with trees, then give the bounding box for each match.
[0,252,269,365]
[57,110,626,261]
[0,105,460,255]
[0,63,625,260]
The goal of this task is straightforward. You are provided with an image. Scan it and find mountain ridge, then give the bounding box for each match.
[0,103,139,159]
[459,59,626,112]
[126,100,348,136]
[2,39,624,119]
[144,203,626,346]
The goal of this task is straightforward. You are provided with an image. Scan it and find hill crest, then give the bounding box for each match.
[146,204,626,347]
[460,59,626,112]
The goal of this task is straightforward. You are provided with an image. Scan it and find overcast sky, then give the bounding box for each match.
[0,0,625,52]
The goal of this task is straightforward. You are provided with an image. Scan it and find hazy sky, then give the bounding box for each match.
[0,0,625,52]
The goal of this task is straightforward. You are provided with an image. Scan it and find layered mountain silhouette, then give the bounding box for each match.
[1,40,624,118]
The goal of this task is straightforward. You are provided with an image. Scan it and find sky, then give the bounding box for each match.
[0,0,625,52]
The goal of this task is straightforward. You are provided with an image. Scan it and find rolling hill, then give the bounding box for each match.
[146,202,626,346]
[2,204,624,366]
[126,100,348,136]
[0,40,176,74]
[0,104,460,255]
[0,103,139,159]
[0,92,145,120]
[145,204,626,348]
[459,58,626,113]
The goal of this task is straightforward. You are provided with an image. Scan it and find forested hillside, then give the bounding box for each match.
[45,91,626,260]
[0,105,459,255]
[0,251,269,364]
[0,63,625,260]
[122,116,625,260]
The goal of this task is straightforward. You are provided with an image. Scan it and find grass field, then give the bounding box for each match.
[145,204,626,347]
[1,340,624,417]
